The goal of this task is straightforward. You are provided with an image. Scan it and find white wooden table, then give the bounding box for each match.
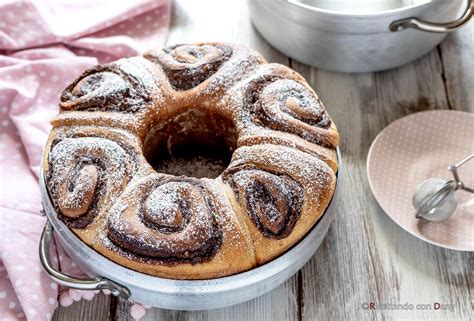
[53,1,474,320]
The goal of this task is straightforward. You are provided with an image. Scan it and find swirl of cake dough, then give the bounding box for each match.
[46,136,136,228]
[145,43,233,90]
[243,74,339,149]
[60,58,155,113]
[106,175,222,263]
[225,169,303,239]
[223,144,336,264]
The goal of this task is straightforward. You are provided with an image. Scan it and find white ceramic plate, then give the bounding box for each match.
[367,110,473,251]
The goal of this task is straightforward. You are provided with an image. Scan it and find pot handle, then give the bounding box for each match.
[39,221,130,299]
[390,0,473,33]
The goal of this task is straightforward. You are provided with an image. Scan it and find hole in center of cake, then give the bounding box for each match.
[144,108,237,179]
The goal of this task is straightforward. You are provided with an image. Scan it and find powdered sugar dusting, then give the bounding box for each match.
[46,42,339,277]
[105,176,222,262]
[157,155,227,179]
[144,185,183,228]
[48,136,135,225]
[227,144,334,212]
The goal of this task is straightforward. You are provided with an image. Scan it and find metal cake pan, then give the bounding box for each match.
[39,150,341,310]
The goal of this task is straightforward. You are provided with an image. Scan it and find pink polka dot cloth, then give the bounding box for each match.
[0,1,170,320]
[367,110,474,251]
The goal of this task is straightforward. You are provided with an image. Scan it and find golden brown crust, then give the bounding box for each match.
[222,145,336,264]
[43,42,339,279]
[92,177,256,279]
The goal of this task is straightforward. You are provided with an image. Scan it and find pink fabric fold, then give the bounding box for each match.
[0,1,170,320]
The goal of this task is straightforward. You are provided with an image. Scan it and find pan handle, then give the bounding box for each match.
[390,0,473,33]
[39,221,130,299]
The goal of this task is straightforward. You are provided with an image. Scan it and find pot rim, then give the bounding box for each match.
[285,0,434,17]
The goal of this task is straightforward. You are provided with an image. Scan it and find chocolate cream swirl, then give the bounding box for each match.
[60,59,153,113]
[224,167,303,239]
[244,75,335,148]
[147,43,233,90]
[47,136,136,228]
[107,175,222,264]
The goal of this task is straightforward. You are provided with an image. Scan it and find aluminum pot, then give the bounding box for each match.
[248,0,472,72]
[39,151,342,310]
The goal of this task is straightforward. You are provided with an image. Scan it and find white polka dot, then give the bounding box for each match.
[71,262,77,267]
[46,313,52,320]
[16,312,24,318]
[50,282,57,289]
[9,301,16,309]
[1,120,9,127]
[1,106,7,113]
[16,265,24,271]
[29,308,37,316]
[48,297,55,305]
[0,291,6,299]
[15,279,23,286]
[34,280,40,287]
[32,294,38,301]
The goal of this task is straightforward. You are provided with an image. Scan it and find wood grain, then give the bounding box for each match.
[438,25,474,112]
[292,26,473,320]
[53,1,473,320]
[52,294,113,321]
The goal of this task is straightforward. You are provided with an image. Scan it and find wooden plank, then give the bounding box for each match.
[116,278,298,321]
[291,26,473,321]
[167,0,289,64]
[439,24,474,112]
[52,293,114,321]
